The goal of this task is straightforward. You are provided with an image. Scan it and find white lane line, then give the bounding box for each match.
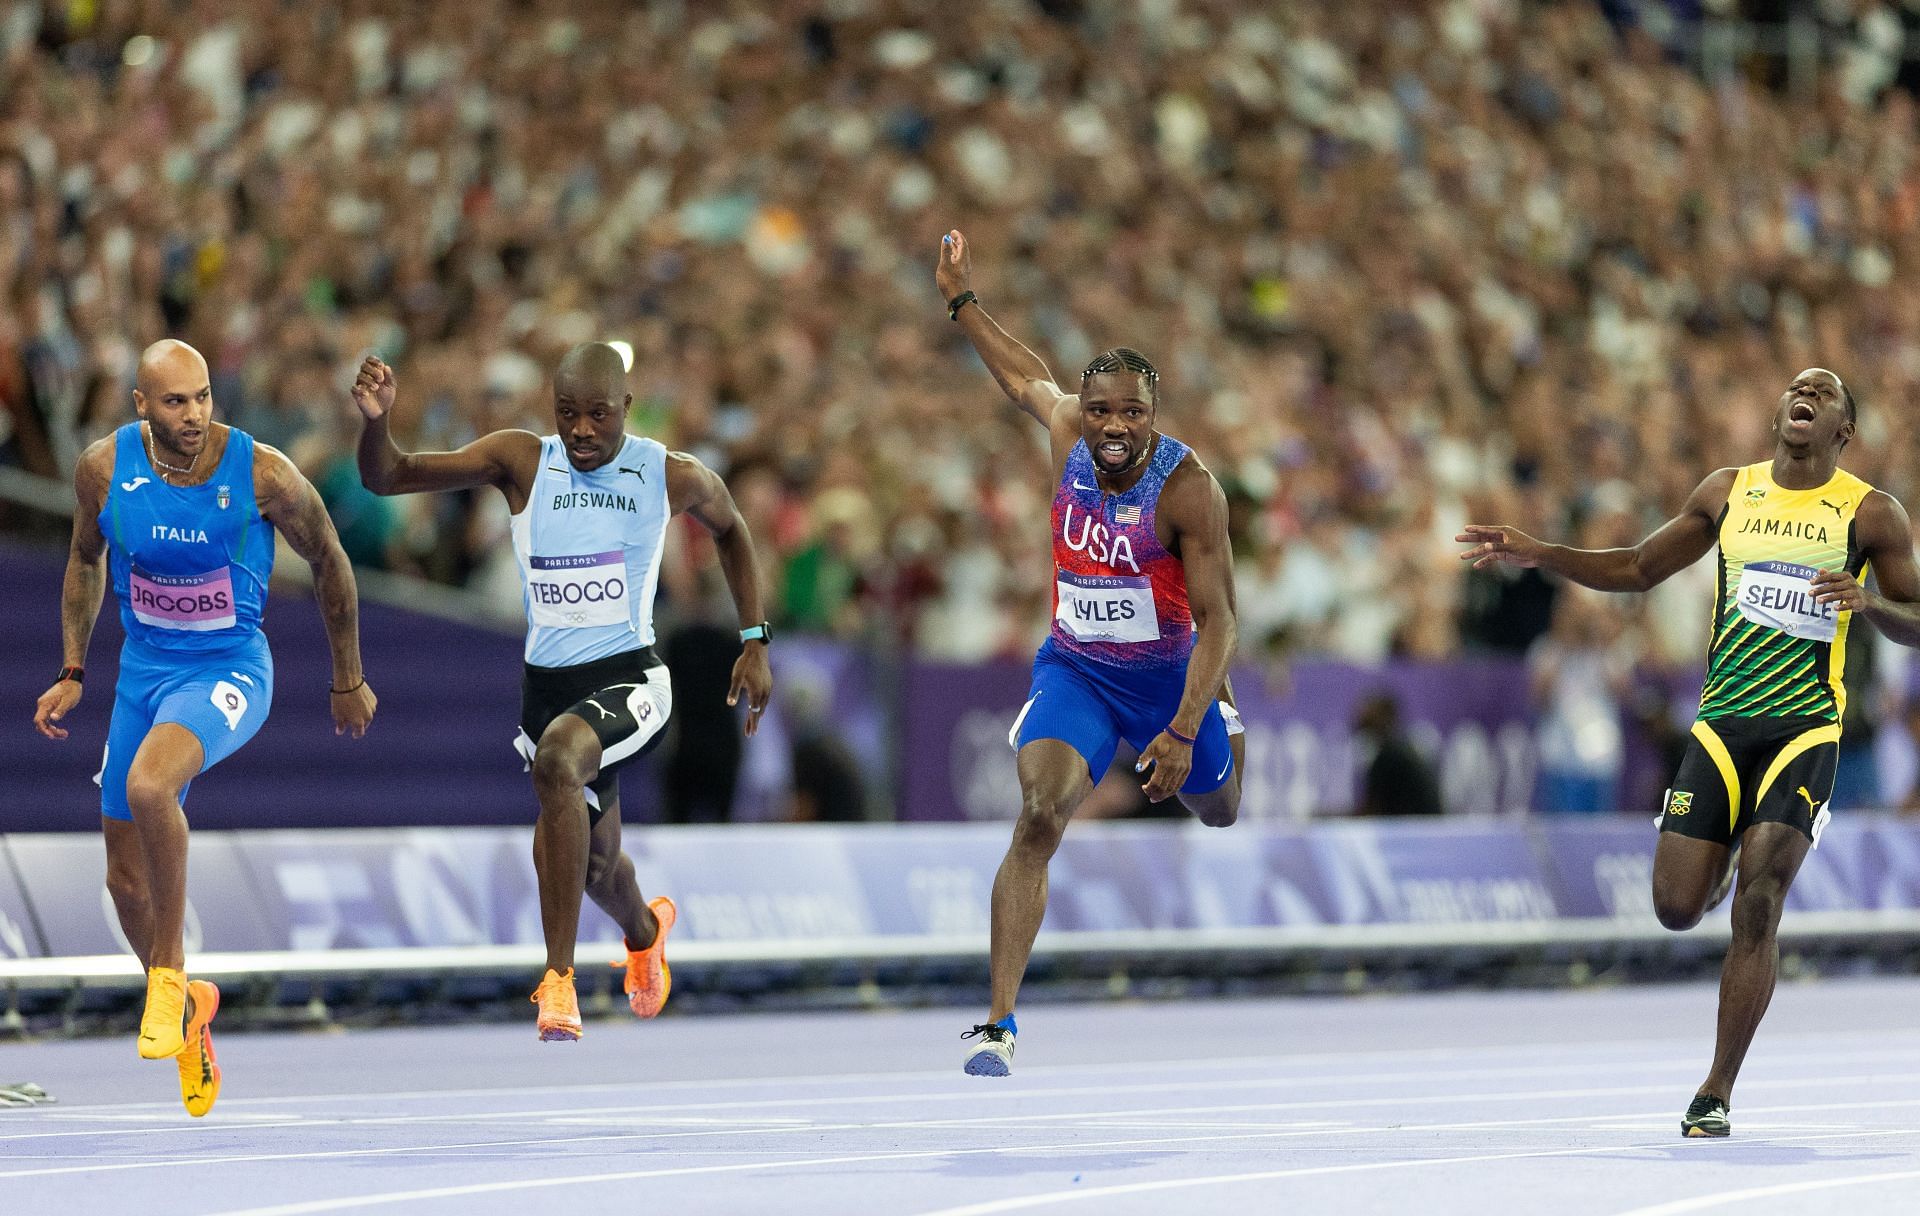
[14,1050,1920,1143]
[9,1088,1920,1181]
[43,1028,1920,1114]
[64,1123,1656,1208]
[201,1127,1920,1216]
[1609,1169,1920,1216]
[0,1126,758,1180]
[0,1073,1851,1157]
[910,1130,1920,1216]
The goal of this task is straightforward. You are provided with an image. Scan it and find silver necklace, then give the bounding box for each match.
[146,424,201,479]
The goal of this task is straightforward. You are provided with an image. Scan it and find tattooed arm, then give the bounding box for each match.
[33,439,113,739]
[256,445,378,737]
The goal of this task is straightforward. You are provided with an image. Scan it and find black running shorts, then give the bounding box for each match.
[515,646,672,821]
[1659,715,1838,847]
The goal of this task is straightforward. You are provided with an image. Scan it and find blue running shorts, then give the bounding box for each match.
[1010,638,1237,794]
[96,632,274,821]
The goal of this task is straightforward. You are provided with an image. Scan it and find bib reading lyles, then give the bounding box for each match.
[1055,570,1160,644]
[528,551,630,629]
[1736,559,1838,642]
[128,566,237,631]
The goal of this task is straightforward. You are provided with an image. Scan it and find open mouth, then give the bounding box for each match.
[1096,440,1130,464]
[1787,401,1816,426]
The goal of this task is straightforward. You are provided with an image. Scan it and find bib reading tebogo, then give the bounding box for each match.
[1054,570,1160,644]
[1735,559,1837,643]
[528,551,630,629]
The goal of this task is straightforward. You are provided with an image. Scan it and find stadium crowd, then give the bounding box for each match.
[5,0,1920,694]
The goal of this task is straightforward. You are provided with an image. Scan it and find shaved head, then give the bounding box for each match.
[136,339,209,398]
[554,342,628,395]
[132,338,216,463]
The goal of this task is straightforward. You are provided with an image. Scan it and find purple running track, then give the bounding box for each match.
[3,978,1919,1215]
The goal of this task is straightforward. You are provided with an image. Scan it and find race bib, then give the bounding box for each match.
[1736,560,1838,642]
[528,551,630,629]
[129,566,236,632]
[1055,571,1159,644]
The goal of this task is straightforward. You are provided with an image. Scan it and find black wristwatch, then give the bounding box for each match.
[740,622,772,646]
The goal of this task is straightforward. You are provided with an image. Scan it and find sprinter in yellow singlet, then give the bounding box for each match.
[1458,368,1920,1139]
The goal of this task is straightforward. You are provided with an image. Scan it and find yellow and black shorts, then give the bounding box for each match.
[1659,715,1837,846]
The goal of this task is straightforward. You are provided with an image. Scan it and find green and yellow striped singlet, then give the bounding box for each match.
[1697,462,1873,723]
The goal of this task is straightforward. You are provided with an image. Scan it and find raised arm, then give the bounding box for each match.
[935,229,1081,440]
[666,451,773,736]
[32,439,112,739]
[256,446,377,738]
[351,356,538,509]
[1457,468,1735,593]
[1809,490,1920,646]
[1137,461,1238,802]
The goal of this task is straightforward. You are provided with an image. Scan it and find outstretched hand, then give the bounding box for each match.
[728,645,774,737]
[935,229,973,303]
[351,356,397,421]
[1456,524,1547,571]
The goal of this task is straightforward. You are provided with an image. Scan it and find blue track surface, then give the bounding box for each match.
[5,978,1920,1214]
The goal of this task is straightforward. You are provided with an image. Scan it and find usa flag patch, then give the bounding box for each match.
[1114,504,1142,525]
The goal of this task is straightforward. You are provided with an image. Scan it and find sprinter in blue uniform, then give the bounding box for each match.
[353,343,772,1041]
[33,340,377,1116]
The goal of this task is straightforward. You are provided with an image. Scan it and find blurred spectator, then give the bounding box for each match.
[657,565,748,823]
[1530,586,1637,813]
[1900,698,1920,814]
[1352,690,1444,816]
[4,0,1920,671]
[785,684,869,823]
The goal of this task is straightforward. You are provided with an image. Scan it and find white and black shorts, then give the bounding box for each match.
[515,646,673,820]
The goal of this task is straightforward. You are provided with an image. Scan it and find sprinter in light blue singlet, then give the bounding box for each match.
[34,340,376,1119]
[353,342,773,1042]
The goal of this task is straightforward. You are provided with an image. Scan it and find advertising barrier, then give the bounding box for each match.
[9,815,1920,966]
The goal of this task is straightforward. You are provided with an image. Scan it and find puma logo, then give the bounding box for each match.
[618,466,647,483]
[120,476,150,492]
[1819,499,1844,518]
[583,698,617,721]
[1797,786,1818,811]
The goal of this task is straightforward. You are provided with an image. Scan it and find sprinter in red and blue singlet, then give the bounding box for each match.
[1021,429,1239,798]
[937,229,1244,1076]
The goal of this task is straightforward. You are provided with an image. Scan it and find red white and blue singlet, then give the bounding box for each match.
[1048,433,1196,669]
[1013,432,1238,794]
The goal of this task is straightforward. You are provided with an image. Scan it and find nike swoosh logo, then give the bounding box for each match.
[1216,758,1232,782]
[120,477,150,491]
[1073,481,1095,491]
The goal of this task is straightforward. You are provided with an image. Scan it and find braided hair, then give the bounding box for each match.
[1081,347,1159,396]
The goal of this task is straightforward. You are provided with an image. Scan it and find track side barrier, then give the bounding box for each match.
[4,818,1919,1002]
